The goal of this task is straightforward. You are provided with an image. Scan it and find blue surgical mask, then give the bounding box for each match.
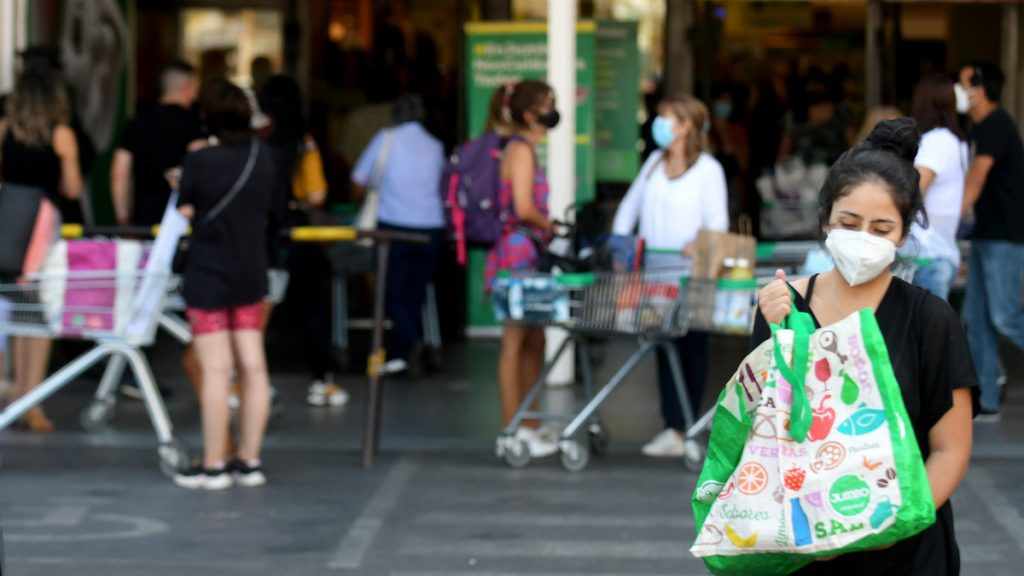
[713,101,733,119]
[652,116,676,148]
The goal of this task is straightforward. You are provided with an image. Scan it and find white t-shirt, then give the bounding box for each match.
[612,151,729,257]
[908,127,968,266]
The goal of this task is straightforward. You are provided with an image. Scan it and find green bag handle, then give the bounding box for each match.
[770,287,816,442]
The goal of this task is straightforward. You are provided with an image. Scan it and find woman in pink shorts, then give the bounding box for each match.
[173,80,275,490]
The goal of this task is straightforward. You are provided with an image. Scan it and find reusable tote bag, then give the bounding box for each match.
[354,129,394,234]
[690,304,935,576]
[38,239,144,337]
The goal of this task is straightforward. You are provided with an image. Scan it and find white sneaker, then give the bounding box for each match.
[642,428,686,458]
[381,358,408,375]
[306,380,350,407]
[516,427,558,458]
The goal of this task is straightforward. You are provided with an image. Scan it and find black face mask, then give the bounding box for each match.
[536,109,561,129]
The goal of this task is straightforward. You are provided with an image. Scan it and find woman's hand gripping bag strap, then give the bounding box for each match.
[690,295,935,575]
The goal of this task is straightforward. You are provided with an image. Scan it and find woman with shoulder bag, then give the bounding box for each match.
[172,80,275,490]
[612,94,728,458]
[0,64,83,432]
[351,94,446,376]
[259,75,348,407]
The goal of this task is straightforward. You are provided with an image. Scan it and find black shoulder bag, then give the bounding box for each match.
[173,139,260,274]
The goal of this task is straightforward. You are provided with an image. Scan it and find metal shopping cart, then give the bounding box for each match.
[0,265,188,477]
[493,268,757,472]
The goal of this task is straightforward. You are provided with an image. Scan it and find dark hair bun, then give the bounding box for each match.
[865,117,921,163]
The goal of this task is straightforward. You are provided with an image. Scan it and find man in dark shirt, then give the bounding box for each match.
[961,62,1024,421]
[111,61,203,226]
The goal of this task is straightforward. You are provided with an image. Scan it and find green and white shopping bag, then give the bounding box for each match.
[690,303,935,575]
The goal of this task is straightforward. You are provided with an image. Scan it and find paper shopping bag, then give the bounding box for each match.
[691,223,757,280]
[690,305,935,575]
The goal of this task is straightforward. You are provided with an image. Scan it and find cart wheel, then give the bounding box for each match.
[684,438,705,472]
[587,423,610,456]
[157,439,190,478]
[559,439,590,473]
[80,400,115,433]
[497,435,532,469]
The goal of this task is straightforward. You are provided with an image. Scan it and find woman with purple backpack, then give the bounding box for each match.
[485,80,562,458]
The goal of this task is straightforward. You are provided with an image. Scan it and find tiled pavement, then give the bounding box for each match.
[1,333,1023,575]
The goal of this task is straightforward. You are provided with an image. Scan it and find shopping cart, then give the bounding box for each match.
[0,265,188,477]
[493,268,757,472]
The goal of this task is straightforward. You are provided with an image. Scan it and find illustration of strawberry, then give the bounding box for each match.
[784,466,807,491]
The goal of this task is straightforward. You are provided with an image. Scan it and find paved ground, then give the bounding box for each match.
[1,332,1024,575]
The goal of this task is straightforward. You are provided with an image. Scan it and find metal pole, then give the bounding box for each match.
[362,240,391,469]
[1002,2,1021,123]
[545,0,577,386]
[0,0,16,92]
[866,0,882,109]
[664,0,694,96]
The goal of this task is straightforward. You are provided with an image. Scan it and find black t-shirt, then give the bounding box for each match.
[178,140,272,309]
[972,107,1024,242]
[751,276,979,576]
[1,129,62,203]
[119,104,203,225]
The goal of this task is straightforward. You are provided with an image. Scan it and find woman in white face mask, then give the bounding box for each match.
[753,118,978,575]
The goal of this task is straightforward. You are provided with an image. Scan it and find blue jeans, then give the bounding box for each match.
[912,258,957,300]
[964,241,1024,411]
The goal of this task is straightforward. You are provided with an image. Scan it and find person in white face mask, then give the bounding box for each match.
[753,118,978,575]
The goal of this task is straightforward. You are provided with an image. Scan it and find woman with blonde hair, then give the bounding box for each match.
[0,63,83,432]
[612,94,729,457]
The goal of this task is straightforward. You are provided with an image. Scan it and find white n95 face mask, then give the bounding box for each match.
[825,229,897,287]
[954,83,971,114]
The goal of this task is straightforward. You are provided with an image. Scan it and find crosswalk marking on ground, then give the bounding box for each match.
[329,457,419,569]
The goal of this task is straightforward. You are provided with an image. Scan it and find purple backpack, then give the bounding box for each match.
[441,131,509,265]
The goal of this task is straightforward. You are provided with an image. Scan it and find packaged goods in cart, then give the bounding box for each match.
[690,305,935,575]
[492,274,569,323]
[615,280,679,332]
[711,259,757,333]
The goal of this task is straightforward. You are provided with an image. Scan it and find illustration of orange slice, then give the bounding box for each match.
[737,462,769,495]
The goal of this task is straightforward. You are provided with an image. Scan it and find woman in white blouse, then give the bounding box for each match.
[612,94,728,458]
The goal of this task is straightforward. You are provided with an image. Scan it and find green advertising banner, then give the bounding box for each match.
[594,20,640,182]
[464,21,596,329]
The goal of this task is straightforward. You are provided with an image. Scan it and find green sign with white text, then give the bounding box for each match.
[595,20,640,182]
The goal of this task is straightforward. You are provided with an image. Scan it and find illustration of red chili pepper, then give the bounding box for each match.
[807,394,835,442]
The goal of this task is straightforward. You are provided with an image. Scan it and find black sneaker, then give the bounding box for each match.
[173,463,233,490]
[228,458,267,487]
